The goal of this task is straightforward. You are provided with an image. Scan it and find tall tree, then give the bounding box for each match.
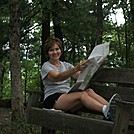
[0,40,3,99]
[52,0,64,61]
[96,0,103,45]
[40,1,50,101]
[121,0,129,66]
[41,6,50,65]
[130,0,134,43]
[9,0,25,125]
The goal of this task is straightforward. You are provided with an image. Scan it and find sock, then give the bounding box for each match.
[102,104,107,114]
[102,104,113,120]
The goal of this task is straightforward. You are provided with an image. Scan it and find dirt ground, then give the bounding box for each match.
[0,108,41,134]
[0,108,12,134]
[0,108,12,126]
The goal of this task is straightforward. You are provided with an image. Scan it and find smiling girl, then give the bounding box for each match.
[41,37,115,120]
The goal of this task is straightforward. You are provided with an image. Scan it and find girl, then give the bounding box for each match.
[41,37,115,120]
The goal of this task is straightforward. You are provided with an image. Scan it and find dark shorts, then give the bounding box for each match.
[43,93,63,109]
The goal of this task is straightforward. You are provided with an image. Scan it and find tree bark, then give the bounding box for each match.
[96,0,103,45]
[40,3,50,101]
[0,40,3,99]
[9,0,25,123]
[52,0,64,61]
[130,0,134,37]
[41,7,50,65]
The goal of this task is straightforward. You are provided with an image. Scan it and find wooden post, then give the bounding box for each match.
[41,127,56,134]
[26,90,42,118]
[112,100,134,134]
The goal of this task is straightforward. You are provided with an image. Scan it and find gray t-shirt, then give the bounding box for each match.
[41,61,74,100]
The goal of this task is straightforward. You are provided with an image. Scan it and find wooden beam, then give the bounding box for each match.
[112,100,134,134]
[92,68,134,84]
[27,107,113,134]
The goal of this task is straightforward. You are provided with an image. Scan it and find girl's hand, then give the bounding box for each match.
[75,60,88,71]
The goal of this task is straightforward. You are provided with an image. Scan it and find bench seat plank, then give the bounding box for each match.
[28,107,113,134]
[27,107,134,134]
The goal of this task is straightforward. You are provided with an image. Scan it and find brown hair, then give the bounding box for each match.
[44,37,63,60]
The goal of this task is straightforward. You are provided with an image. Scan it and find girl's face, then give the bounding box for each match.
[48,43,62,61]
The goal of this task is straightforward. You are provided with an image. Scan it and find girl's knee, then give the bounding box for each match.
[80,91,88,99]
[86,88,95,94]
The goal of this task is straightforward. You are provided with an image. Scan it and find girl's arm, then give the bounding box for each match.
[47,60,87,82]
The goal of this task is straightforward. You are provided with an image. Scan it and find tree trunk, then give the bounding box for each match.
[0,40,3,99]
[41,7,50,65]
[130,0,134,37]
[52,1,64,61]
[40,4,50,101]
[9,0,25,123]
[122,2,129,66]
[96,0,103,45]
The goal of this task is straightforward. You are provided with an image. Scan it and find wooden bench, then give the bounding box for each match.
[26,68,134,134]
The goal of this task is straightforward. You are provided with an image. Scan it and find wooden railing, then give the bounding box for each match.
[26,68,134,134]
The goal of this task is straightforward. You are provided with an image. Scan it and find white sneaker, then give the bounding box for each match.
[103,104,112,120]
[104,93,121,121]
[109,93,121,105]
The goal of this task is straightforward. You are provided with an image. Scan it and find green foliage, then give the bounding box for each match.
[1,0,134,101]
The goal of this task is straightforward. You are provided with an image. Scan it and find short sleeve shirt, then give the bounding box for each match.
[41,61,74,100]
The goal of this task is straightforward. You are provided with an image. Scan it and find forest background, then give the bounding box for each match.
[0,0,134,133]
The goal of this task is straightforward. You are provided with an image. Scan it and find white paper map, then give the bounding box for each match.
[69,42,110,92]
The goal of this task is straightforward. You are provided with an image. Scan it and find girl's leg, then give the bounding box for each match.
[85,88,108,105]
[53,91,104,112]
